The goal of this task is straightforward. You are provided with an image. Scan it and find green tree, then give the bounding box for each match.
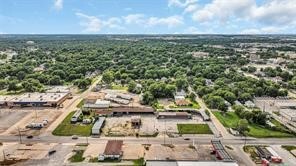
[8,80,19,92]
[142,91,154,105]
[102,71,114,84]
[0,79,7,90]
[128,80,136,92]
[48,75,62,85]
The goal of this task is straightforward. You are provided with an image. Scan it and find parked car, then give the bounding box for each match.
[72,135,78,140]
[26,135,33,139]
[48,150,56,155]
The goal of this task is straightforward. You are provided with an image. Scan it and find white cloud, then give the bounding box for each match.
[190,0,296,28]
[54,0,63,10]
[75,12,123,33]
[250,0,296,26]
[123,14,145,24]
[192,0,255,23]
[147,15,184,28]
[184,4,198,13]
[123,14,183,28]
[168,0,197,8]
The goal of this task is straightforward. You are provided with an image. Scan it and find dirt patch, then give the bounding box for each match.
[145,144,214,161]
[122,144,145,160]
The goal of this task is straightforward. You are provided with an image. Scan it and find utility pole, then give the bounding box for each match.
[86,136,89,145]
[2,149,5,161]
[17,127,22,144]
[163,120,166,145]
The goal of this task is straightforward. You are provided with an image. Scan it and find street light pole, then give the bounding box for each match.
[17,127,22,144]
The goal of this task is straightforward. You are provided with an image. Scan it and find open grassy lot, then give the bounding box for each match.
[111,83,128,90]
[69,150,85,162]
[52,112,93,136]
[169,98,201,109]
[177,124,212,134]
[213,111,295,138]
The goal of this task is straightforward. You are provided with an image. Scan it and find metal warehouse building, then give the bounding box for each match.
[92,117,106,136]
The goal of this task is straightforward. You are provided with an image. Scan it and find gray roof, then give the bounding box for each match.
[92,117,106,132]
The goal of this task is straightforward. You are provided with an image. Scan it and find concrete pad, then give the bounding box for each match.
[145,145,213,161]
[83,143,106,158]
[122,144,145,160]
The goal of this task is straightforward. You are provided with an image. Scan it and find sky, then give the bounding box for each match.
[1,0,296,34]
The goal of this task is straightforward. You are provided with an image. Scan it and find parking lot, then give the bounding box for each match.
[1,108,62,136]
[0,110,29,133]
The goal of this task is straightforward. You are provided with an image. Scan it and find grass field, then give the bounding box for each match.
[213,111,295,138]
[69,150,85,162]
[177,124,212,134]
[111,83,128,90]
[52,112,93,136]
[169,98,201,109]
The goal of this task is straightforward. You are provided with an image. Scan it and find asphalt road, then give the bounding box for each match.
[1,135,296,146]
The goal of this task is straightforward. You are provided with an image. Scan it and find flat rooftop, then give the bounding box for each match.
[158,112,190,116]
[280,109,296,117]
[9,93,68,103]
[46,86,70,93]
[104,140,123,155]
[0,95,16,104]
[146,161,238,166]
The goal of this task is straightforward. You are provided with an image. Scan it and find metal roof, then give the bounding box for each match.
[211,140,233,161]
[104,140,123,155]
[92,117,106,131]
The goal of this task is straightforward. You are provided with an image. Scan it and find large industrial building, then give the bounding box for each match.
[6,92,70,107]
[0,96,15,107]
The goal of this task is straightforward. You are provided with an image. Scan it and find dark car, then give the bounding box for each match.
[184,138,190,141]
[26,135,33,139]
[48,150,56,155]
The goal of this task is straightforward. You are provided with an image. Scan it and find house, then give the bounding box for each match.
[244,100,255,108]
[98,140,123,161]
[174,90,186,101]
[92,117,105,136]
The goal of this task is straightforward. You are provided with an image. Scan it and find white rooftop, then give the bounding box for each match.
[9,93,68,103]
